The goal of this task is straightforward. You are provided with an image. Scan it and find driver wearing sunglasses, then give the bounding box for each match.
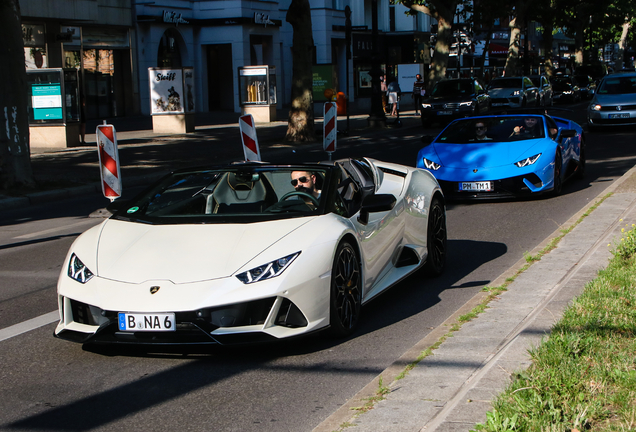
[290,171,321,198]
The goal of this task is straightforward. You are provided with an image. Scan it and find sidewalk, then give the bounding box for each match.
[313,165,636,431]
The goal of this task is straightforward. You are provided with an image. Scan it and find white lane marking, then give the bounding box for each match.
[0,311,58,342]
[13,219,98,240]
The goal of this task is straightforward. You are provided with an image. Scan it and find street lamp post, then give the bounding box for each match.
[367,0,386,127]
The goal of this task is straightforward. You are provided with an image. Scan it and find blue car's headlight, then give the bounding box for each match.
[591,104,602,111]
[68,253,94,283]
[515,153,542,168]
[235,252,300,284]
[422,158,441,171]
[459,101,474,107]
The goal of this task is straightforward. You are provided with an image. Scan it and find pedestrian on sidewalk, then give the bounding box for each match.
[380,75,389,114]
[412,74,425,114]
[387,77,401,117]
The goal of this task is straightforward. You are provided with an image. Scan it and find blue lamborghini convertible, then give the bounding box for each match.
[416,114,585,199]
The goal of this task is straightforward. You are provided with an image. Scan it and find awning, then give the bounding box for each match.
[489,43,508,55]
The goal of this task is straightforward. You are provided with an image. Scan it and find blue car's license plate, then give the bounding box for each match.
[459,181,493,192]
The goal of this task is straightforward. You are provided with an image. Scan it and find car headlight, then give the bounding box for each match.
[512,90,521,96]
[563,90,573,95]
[515,153,542,168]
[591,104,602,111]
[422,158,441,171]
[421,103,432,109]
[235,252,300,284]
[459,101,474,107]
[68,253,94,283]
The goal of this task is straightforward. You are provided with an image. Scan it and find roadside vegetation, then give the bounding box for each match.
[473,221,636,431]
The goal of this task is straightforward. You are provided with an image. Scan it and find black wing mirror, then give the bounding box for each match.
[106,198,131,214]
[358,194,397,225]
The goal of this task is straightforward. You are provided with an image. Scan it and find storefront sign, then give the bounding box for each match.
[149,68,185,114]
[254,12,274,27]
[22,24,45,47]
[32,84,63,120]
[163,10,189,26]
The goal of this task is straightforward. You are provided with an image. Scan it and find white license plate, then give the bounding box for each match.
[609,113,630,119]
[459,181,493,192]
[437,110,452,115]
[118,312,176,332]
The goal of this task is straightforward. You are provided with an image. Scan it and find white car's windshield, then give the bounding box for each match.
[113,167,329,223]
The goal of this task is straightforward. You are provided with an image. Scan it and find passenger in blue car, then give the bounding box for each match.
[511,117,543,139]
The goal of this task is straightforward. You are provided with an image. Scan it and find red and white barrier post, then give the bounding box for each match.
[238,114,261,161]
[323,102,337,159]
[96,122,122,201]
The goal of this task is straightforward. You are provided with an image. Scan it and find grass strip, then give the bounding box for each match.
[472,218,636,431]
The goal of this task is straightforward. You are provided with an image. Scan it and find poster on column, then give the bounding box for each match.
[183,68,195,113]
[149,68,185,114]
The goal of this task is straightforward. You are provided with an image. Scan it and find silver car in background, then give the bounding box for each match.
[487,76,540,108]
[587,72,636,130]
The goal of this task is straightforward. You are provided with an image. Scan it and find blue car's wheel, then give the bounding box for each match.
[329,241,361,337]
[552,150,563,196]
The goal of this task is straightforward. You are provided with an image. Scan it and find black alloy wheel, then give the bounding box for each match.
[329,241,362,337]
[424,196,447,276]
[552,150,563,196]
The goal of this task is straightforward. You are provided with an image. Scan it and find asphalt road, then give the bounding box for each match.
[1,103,635,431]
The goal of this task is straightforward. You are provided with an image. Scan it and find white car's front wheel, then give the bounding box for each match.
[329,241,361,337]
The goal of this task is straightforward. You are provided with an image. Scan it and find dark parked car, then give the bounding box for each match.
[573,75,597,99]
[575,64,608,84]
[420,78,491,126]
[552,77,582,104]
[529,75,553,106]
[487,76,540,108]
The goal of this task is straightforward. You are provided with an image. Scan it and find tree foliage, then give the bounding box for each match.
[284,0,316,143]
[0,0,33,190]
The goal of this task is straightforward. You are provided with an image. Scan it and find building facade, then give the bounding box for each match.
[20,0,435,119]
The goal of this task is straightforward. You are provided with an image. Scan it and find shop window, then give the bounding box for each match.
[158,29,182,68]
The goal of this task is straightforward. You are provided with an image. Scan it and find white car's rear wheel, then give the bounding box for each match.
[329,241,361,337]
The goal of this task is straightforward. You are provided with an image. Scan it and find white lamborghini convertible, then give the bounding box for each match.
[55,158,446,345]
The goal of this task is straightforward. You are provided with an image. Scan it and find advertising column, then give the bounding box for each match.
[148,67,195,133]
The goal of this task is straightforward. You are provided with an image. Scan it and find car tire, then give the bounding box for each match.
[576,138,586,179]
[552,150,563,196]
[328,241,362,337]
[424,196,447,276]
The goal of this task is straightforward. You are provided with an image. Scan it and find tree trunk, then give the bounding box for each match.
[504,16,522,76]
[427,1,457,90]
[284,0,316,143]
[429,13,454,88]
[0,0,34,190]
[617,19,631,70]
[541,21,555,78]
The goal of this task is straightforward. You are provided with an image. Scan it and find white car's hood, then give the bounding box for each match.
[95,218,313,284]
